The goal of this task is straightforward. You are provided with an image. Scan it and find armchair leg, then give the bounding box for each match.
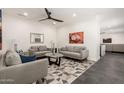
[36,78,45,84]
[41,78,45,82]
[36,80,42,84]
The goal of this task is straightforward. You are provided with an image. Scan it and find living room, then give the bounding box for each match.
[1,1,124,93]
[0,8,100,84]
[0,8,124,84]
[2,8,100,61]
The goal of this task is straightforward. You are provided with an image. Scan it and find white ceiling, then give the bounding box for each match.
[3,8,124,33]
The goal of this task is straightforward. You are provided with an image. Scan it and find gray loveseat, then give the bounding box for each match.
[59,46,89,60]
[29,45,51,58]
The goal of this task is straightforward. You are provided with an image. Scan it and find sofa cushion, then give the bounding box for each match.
[73,46,86,53]
[34,51,51,58]
[60,51,80,58]
[30,46,38,52]
[60,46,86,52]
[61,47,67,51]
[66,46,74,52]
[35,51,50,55]
[73,47,81,53]
[38,46,47,51]
[5,50,22,66]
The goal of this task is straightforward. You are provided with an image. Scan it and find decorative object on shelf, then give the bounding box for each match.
[30,33,44,44]
[0,9,2,50]
[69,32,84,44]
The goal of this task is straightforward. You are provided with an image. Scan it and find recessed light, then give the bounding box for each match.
[23,12,28,16]
[53,22,56,25]
[72,13,76,17]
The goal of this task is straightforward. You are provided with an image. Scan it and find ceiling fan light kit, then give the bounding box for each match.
[53,22,56,25]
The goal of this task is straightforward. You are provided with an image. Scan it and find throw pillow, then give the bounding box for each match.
[20,55,36,63]
[38,46,47,51]
[5,50,22,66]
[30,46,38,52]
[66,46,74,52]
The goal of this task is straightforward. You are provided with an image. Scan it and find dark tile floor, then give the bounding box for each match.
[72,52,124,84]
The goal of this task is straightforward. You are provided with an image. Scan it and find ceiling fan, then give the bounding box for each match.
[39,8,64,22]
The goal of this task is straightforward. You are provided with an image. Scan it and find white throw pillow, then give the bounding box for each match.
[5,50,22,66]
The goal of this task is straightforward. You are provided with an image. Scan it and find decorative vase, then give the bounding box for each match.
[51,41,55,55]
[52,43,55,55]
[52,48,55,55]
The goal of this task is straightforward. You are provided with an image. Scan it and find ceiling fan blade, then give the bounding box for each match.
[39,18,48,21]
[50,17,64,22]
[40,8,64,22]
[45,8,51,18]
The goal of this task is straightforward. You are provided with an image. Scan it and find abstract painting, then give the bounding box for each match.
[69,32,84,44]
[0,10,2,50]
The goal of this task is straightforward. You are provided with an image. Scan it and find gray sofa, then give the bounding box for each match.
[29,45,51,58]
[59,46,89,60]
[0,53,48,84]
[106,44,124,52]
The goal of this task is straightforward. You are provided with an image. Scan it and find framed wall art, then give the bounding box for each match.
[30,33,44,44]
[69,32,84,44]
[103,38,112,43]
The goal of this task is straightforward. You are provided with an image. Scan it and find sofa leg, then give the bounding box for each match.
[36,80,42,84]
[80,58,88,63]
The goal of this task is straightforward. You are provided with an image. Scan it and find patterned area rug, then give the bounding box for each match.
[44,58,96,84]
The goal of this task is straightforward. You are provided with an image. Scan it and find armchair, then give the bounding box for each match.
[0,54,48,84]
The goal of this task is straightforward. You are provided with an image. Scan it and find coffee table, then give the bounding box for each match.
[45,53,63,66]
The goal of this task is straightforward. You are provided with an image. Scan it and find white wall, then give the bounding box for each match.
[2,14,56,52]
[57,19,100,61]
[2,12,101,61]
[100,32,124,44]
